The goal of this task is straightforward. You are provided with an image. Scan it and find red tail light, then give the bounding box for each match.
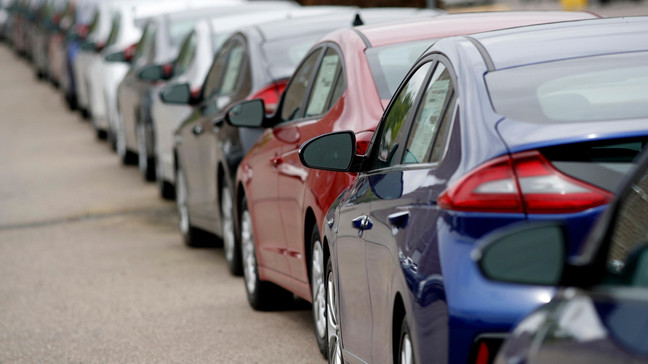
[247,79,288,115]
[95,42,105,52]
[162,63,174,78]
[475,342,490,364]
[123,43,137,62]
[76,24,89,38]
[438,150,613,214]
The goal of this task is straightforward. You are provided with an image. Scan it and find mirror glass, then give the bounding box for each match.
[300,132,354,171]
[479,224,565,285]
[138,65,163,81]
[105,51,125,63]
[81,41,96,52]
[227,100,264,128]
[160,84,190,105]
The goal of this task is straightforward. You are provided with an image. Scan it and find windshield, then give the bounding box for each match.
[486,52,648,123]
[365,39,433,100]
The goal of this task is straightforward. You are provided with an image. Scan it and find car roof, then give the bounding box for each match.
[470,16,648,70]
[254,7,440,42]
[356,11,598,48]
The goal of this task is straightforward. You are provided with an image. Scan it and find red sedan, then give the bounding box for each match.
[226,11,597,357]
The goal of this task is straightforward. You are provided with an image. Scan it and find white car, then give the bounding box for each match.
[83,0,240,138]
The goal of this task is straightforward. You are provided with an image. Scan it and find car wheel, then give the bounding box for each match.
[398,318,415,364]
[240,196,291,310]
[326,256,343,364]
[310,226,327,357]
[175,164,202,247]
[221,182,241,275]
[137,121,155,181]
[117,121,137,165]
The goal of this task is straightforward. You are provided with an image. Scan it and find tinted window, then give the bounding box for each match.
[133,21,156,64]
[606,167,648,283]
[173,32,197,76]
[218,40,246,96]
[486,52,648,123]
[404,63,454,165]
[369,62,432,170]
[304,48,343,118]
[280,49,322,123]
[366,39,433,100]
[203,40,232,99]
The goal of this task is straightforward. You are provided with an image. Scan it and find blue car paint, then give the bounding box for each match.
[326,17,648,364]
[65,38,81,97]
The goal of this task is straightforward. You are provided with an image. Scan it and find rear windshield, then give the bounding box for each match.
[486,52,648,123]
[365,39,432,100]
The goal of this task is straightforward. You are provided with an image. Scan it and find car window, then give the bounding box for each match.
[104,13,120,47]
[605,168,648,286]
[133,21,156,64]
[280,49,322,123]
[173,32,196,76]
[368,62,432,170]
[202,40,232,100]
[217,39,246,96]
[404,63,454,165]
[304,48,343,118]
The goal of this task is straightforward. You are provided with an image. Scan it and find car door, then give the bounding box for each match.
[198,35,251,221]
[355,59,460,363]
[178,39,232,220]
[276,45,346,279]
[245,47,324,276]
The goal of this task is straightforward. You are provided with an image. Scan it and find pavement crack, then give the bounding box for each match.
[0,206,176,231]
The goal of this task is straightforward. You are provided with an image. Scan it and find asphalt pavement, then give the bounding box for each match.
[0,45,323,363]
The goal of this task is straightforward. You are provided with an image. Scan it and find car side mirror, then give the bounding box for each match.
[299,131,359,172]
[473,222,567,286]
[104,50,126,63]
[160,83,192,105]
[80,41,96,52]
[225,99,266,128]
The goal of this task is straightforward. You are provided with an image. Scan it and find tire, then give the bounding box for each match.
[175,164,204,247]
[310,225,327,357]
[221,181,241,275]
[137,121,155,181]
[326,256,343,364]
[117,123,137,165]
[398,318,415,364]
[240,196,292,310]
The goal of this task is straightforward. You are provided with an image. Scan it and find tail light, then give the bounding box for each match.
[76,24,89,38]
[95,42,105,52]
[123,43,137,63]
[438,150,612,214]
[469,336,504,364]
[247,79,288,115]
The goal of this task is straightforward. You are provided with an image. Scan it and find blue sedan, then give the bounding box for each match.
[299,16,648,364]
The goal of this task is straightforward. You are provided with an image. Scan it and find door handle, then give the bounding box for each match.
[271,156,283,166]
[388,211,409,229]
[351,215,373,231]
[192,125,204,136]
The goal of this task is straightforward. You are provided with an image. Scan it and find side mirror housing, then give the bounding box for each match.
[160,83,192,105]
[80,41,96,52]
[225,99,266,128]
[299,131,359,172]
[104,50,126,63]
[138,64,173,82]
[473,222,568,286]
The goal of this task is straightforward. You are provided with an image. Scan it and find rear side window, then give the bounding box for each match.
[487,52,648,123]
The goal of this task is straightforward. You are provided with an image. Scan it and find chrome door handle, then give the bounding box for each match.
[351,215,373,231]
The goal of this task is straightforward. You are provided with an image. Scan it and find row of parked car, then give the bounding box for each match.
[4,0,648,362]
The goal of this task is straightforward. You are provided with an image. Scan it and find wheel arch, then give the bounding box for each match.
[304,207,317,286]
[392,293,406,363]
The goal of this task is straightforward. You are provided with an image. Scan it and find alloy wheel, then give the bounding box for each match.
[176,168,189,236]
[327,264,342,364]
[221,185,235,265]
[241,208,257,295]
[312,239,326,341]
